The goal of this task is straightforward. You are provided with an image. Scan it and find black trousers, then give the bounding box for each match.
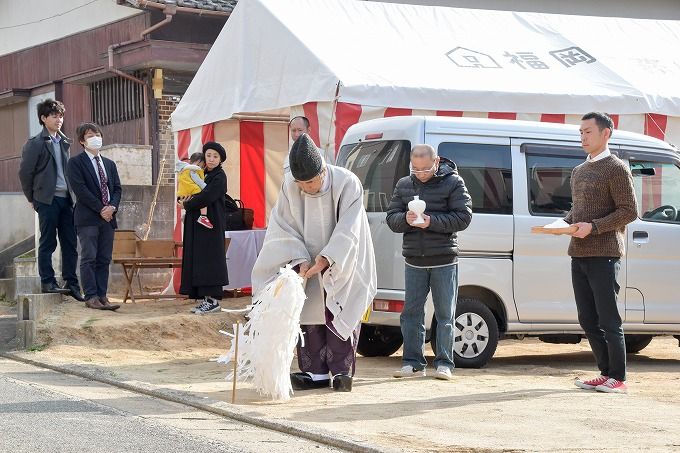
[77,223,114,299]
[571,257,626,381]
[35,196,78,286]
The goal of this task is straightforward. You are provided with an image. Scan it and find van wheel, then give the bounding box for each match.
[625,334,653,354]
[357,325,403,357]
[431,298,499,368]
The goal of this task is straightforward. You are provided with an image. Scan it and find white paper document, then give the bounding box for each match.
[543,219,571,229]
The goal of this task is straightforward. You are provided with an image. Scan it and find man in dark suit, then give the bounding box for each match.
[18,99,84,300]
[66,122,122,311]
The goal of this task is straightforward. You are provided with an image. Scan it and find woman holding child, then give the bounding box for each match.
[178,142,229,314]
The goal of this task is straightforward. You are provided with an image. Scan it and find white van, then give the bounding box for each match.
[337,116,680,368]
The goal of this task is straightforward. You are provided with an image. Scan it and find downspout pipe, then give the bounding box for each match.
[107,5,176,146]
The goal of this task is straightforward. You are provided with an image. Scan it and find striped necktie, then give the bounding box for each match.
[94,156,109,205]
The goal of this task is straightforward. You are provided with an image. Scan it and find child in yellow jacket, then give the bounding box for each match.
[176,152,213,229]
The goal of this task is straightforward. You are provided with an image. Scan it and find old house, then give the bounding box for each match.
[0,0,234,276]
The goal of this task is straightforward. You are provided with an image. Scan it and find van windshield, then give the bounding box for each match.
[338,140,411,212]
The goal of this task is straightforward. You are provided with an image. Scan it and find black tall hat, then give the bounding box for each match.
[289,134,322,181]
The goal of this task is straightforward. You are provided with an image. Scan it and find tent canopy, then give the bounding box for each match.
[171,0,680,132]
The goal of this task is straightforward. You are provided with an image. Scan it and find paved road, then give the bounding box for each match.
[0,358,342,453]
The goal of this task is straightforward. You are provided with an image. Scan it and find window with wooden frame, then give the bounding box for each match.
[90,73,144,125]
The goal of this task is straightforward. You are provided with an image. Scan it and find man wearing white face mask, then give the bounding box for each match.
[66,122,122,311]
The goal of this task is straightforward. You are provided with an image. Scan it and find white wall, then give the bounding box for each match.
[371,0,680,20]
[27,92,55,137]
[0,0,141,57]
[0,194,35,251]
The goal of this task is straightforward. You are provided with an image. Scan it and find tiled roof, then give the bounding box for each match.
[124,0,237,14]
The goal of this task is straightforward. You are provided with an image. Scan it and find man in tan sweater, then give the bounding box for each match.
[567,112,638,394]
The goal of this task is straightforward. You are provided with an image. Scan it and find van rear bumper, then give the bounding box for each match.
[364,289,405,327]
[365,310,401,327]
[364,288,437,329]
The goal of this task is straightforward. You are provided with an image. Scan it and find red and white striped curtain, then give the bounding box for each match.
[318,103,680,156]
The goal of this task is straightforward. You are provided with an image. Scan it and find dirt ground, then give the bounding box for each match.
[14,297,680,452]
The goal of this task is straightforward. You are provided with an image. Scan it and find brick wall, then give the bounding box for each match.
[157,95,180,187]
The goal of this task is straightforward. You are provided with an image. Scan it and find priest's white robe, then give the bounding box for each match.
[251,164,377,341]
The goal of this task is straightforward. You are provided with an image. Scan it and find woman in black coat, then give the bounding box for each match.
[179,141,229,314]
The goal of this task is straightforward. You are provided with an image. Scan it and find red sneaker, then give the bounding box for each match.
[574,375,609,390]
[595,378,628,394]
[197,215,214,229]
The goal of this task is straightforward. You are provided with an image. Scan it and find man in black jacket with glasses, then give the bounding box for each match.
[387,144,472,381]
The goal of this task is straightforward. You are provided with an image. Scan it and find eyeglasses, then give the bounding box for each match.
[409,162,437,174]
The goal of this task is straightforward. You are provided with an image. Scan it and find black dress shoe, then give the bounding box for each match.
[41,282,70,295]
[332,374,353,392]
[290,372,330,390]
[64,283,86,302]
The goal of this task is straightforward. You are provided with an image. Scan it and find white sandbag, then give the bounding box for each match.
[217,265,306,401]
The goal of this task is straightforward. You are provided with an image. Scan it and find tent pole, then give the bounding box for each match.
[324,81,342,158]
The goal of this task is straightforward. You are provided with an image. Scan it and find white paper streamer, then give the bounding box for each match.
[217,265,306,401]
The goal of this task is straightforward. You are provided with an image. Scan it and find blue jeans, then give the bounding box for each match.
[401,263,458,371]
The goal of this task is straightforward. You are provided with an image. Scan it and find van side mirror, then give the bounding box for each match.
[631,167,656,176]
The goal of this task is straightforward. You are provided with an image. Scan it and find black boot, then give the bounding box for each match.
[290,372,329,390]
[332,374,353,392]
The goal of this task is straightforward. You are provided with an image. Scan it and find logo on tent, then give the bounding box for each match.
[445,47,501,69]
[549,47,597,68]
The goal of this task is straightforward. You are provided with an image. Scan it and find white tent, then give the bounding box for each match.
[173,0,680,130]
[170,0,680,229]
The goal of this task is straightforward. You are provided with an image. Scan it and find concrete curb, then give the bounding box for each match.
[1,352,387,453]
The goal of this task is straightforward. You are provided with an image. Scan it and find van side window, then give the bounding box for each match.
[437,143,512,214]
[630,160,680,224]
[339,140,411,212]
[526,154,582,216]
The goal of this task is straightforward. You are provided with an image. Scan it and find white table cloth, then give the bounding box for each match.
[223,229,267,290]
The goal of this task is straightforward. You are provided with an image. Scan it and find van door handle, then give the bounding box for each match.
[632,231,649,244]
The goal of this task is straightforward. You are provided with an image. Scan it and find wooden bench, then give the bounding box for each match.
[113,256,184,304]
[113,239,231,304]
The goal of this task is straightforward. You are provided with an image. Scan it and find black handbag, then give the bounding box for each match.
[224,194,254,230]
